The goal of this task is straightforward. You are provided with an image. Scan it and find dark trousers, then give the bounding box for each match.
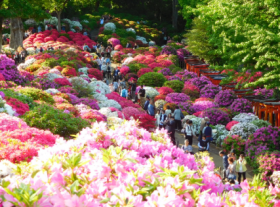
[169,131,175,145]
[107,71,111,79]
[175,119,182,130]
[159,125,165,130]
[185,135,193,146]
[102,71,106,79]
[238,172,246,183]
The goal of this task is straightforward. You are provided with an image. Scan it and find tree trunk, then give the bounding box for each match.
[57,10,62,32]
[172,0,178,30]
[10,18,24,50]
[94,0,100,12]
[0,17,3,52]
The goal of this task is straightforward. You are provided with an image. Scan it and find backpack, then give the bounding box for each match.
[121,89,127,97]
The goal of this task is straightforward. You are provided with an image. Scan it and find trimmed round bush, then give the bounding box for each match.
[215,90,237,107]
[229,98,252,114]
[18,87,54,104]
[127,63,148,74]
[137,72,166,87]
[165,93,190,104]
[200,84,220,99]
[199,108,230,125]
[157,86,174,95]
[163,80,184,93]
[192,101,218,113]
[188,76,212,89]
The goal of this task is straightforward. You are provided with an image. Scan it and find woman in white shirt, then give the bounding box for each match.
[184,120,195,146]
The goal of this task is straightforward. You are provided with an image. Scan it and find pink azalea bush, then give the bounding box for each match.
[165,93,190,104]
[122,106,145,119]
[226,121,239,131]
[157,86,174,95]
[192,101,218,113]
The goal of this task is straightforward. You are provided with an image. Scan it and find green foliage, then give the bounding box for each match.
[170,66,182,74]
[163,80,184,92]
[168,55,179,67]
[41,58,59,68]
[71,78,92,98]
[221,135,246,157]
[0,89,36,109]
[127,63,148,74]
[251,119,271,128]
[23,104,90,138]
[17,88,54,104]
[137,72,166,87]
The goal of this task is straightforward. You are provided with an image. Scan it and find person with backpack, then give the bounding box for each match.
[202,121,213,151]
[120,86,128,99]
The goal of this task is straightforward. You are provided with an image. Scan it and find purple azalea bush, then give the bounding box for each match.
[68,93,100,110]
[230,98,252,114]
[188,76,212,89]
[168,76,182,81]
[199,108,230,125]
[178,101,194,114]
[192,100,218,113]
[214,89,237,107]
[158,68,172,76]
[176,71,198,81]
[200,84,220,99]
[160,46,177,56]
[254,88,274,99]
[165,92,190,104]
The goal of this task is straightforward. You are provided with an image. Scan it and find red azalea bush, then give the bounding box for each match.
[88,68,103,80]
[226,121,239,131]
[54,78,72,86]
[154,94,167,102]
[134,114,156,131]
[182,84,200,99]
[61,67,77,77]
[157,86,174,95]
[5,97,30,115]
[106,92,141,109]
[122,107,145,120]
[137,68,154,77]
[193,111,202,117]
[120,66,130,76]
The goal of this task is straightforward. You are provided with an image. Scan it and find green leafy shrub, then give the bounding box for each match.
[163,80,184,92]
[153,67,163,72]
[168,55,179,66]
[221,135,246,157]
[18,88,54,104]
[23,104,90,138]
[41,58,59,68]
[137,72,166,87]
[71,78,92,97]
[127,63,148,74]
[0,89,36,109]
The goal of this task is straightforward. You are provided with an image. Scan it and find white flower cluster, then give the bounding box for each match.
[155,99,166,109]
[99,107,124,119]
[0,96,15,116]
[71,28,76,33]
[17,58,36,70]
[70,21,83,30]
[26,48,35,55]
[93,93,108,102]
[62,18,72,24]
[232,113,259,123]
[0,160,16,179]
[44,17,58,26]
[213,125,229,146]
[229,122,258,139]
[88,81,110,95]
[45,88,60,94]
[81,19,89,24]
[45,73,63,81]
[2,47,15,55]
[271,171,280,188]
[98,99,122,110]
[78,67,89,75]
[107,117,124,127]
[66,47,77,52]
[149,41,156,46]
[25,19,37,26]
[136,36,148,44]
[104,22,116,32]
[144,86,159,98]
[122,57,134,65]
[126,28,136,34]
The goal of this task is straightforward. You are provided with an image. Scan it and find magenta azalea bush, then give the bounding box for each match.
[254,88,274,99]
[199,108,231,125]
[230,98,252,114]
[215,89,237,107]
[188,76,212,89]
[176,70,198,81]
[158,68,172,76]
[165,92,190,104]
[200,84,220,99]
[179,101,194,114]
[192,101,218,113]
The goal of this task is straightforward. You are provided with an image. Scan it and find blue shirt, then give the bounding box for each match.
[174,109,182,120]
[113,82,118,90]
[148,104,155,116]
[106,58,111,64]
[144,100,149,110]
[159,113,166,125]
[83,45,90,51]
[114,69,120,76]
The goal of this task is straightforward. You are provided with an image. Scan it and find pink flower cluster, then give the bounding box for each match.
[165,93,190,104]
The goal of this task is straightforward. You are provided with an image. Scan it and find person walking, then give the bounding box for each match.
[144,97,150,112]
[165,115,176,145]
[219,150,229,180]
[198,135,209,152]
[173,106,183,131]
[158,109,167,129]
[113,67,120,80]
[120,86,128,99]
[113,78,119,92]
[101,62,107,79]
[236,153,247,183]
[199,117,210,141]
[138,85,146,107]
[107,63,112,79]
[95,57,102,71]
[184,120,195,146]
[14,51,20,64]
[20,49,27,62]
[227,157,237,180]
[202,121,213,151]
[182,139,193,154]
[129,79,136,101]
[148,100,155,117]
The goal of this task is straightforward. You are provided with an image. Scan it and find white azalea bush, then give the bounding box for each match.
[17,58,36,70]
[99,107,124,119]
[0,96,16,116]
[229,122,259,139]
[232,113,259,123]
[44,17,58,25]
[104,22,116,32]
[89,81,110,95]
[70,21,82,30]
[81,19,89,24]
[45,73,63,81]
[145,86,159,98]
[92,93,108,102]
[136,36,148,44]
[25,19,37,26]
[0,160,16,179]
[122,57,134,65]
[44,89,60,94]
[107,117,124,127]
[149,41,156,46]
[98,100,122,110]
[212,125,229,146]
[78,67,89,75]
[155,100,166,109]
[126,28,136,34]
[62,18,72,24]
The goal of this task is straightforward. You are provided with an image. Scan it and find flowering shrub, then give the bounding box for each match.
[232,113,259,123]
[157,86,174,95]
[182,84,200,99]
[254,88,274,99]
[179,101,194,114]
[176,70,198,80]
[122,106,145,120]
[58,86,79,96]
[155,99,166,109]
[163,102,177,112]
[226,121,239,131]
[54,78,72,86]
[5,97,30,116]
[192,101,218,113]
[229,98,252,114]
[188,76,211,89]
[154,94,167,102]
[160,45,177,55]
[120,66,130,76]
[61,67,77,77]
[0,113,28,131]
[199,108,230,125]
[158,68,172,76]
[214,90,237,107]
[200,84,220,99]
[87,68,103,80]
[258,152,280,181]
[221,135,245,157]
[250,119,271,128]
[137,72,166,87]
[145,87,160,98]
[18,87,55,104]
[168,76,182,81]
[106,92,140,109]
[137,68,153,77]
[165,93,190,104]
[108,37,120,47]
[163,80,184,92]
[229,122,258,139]
[133,114,156,130]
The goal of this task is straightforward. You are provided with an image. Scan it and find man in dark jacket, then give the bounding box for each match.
[144,97,150,111]
[138,85,146,108]
[166,115,176,145]
[219,150,229,180]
